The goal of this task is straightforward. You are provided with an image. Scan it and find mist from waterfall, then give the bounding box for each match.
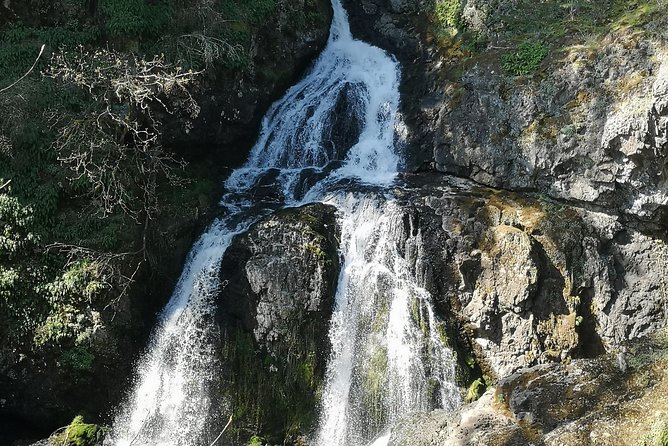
[106,1,459,444]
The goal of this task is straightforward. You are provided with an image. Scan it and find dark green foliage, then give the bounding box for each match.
[61,347,96,372]
[501,41,548,76]
[101,0,171,37]
[218,0,277,27]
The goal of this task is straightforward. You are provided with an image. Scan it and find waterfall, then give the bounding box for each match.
[106,1,459,445]
[313,194,460,445]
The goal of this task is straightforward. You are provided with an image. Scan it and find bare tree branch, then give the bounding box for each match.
[0,44,45,93]
[209,415,234,446]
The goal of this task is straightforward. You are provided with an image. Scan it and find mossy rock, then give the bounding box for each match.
[52,416,104,446]
[218,203,340,444]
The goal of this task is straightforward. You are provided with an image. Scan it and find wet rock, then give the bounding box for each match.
[217,203,340,442]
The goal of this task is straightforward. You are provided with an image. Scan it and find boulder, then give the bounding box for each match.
[217,203,340,443]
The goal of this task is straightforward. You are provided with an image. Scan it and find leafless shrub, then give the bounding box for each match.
[176,33,243,67]
[45,242,144,309]
[45,47,200,226]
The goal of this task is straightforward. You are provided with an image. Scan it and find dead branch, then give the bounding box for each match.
[0,44,45,93]
[209,415,234,446]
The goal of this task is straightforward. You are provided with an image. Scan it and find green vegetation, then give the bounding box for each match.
[426,0,664,78]
[365,346,389,428]
[501,41,548,76]
[102,0,171,37]
[1,0,305,405]
[465,378,485,403]
[640,418,668,446]
[52,415,105,446]
[60,346,96,372]
[499,0,661,43]
[0,0,333,441]
[223,325,322,443]
[304,242,327,259]
[248,435,264,446]
[429,0,488,59]
[433,0,461,31]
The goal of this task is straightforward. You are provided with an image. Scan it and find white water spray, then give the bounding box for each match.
[107,1,459,444]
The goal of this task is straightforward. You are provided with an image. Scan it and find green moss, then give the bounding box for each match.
[370,301,389,334]
[501,40,548,76]
[640,418,668,446]
[433,0,461,30]
[367,348,388,396]
[299,352,317,389]
[223,325,321,442]
[435,322,450,346]
[248,435,264,446]
[365,347,388,426]
[465,378,485,403]
[303,242,326,259]
[409,296,421,325]
[660,424,668,446]
[54,415,104,446]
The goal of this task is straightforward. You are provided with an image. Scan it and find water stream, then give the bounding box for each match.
[106,1,459,444]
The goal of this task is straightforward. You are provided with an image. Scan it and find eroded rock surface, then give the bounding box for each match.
[395,175,668,378]
[345,0,668,226]
[388,328,668,446]
[217,203,340,442]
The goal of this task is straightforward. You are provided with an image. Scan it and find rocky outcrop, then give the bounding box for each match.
[341,0,668,378]
[396,175,668,378]
[387,328,668,446]
[217,203,340,443]
[344,0,668,227]
[424,43,668,224]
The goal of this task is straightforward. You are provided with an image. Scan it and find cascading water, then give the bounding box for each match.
[106,1,460,444]
[313,194,460,446]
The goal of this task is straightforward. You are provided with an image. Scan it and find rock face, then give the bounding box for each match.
[395,175,668,378]
[217,203,340,443]
[388,328,668,446]
[424,44,668,224]
[345,0,668,226]
[341,0,668,376]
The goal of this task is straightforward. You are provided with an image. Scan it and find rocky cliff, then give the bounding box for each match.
[338,0,668,374]
[345,0,668,222]
[338,0,668,442]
